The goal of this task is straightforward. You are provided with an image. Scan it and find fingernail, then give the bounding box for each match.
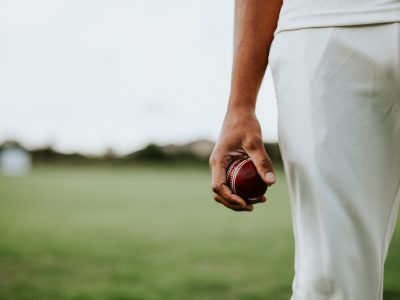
[266,172,276,183]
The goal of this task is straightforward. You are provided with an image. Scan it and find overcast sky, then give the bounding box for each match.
[0,0,278,155]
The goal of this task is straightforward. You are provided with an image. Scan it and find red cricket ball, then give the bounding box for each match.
[226,158,268,202]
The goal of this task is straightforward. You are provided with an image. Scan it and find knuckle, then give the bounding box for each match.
[211,182,224,193]
[208,156,216,167]
[244,138,263,151]
[260,157,273,170]
[208,151,220,166]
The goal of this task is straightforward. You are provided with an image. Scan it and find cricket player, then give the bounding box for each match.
[209,1,400,299]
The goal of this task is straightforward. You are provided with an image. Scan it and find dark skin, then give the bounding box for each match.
[209,0,283,212]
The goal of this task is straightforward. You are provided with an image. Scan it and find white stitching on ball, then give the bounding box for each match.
[231,158,251,195]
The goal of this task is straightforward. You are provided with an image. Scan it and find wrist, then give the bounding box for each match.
[227,96,257,114]
[225,105,257,123]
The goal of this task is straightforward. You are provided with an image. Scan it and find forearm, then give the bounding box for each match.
[228,0,282,112]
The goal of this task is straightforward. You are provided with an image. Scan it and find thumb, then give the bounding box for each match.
[246,144,276,186]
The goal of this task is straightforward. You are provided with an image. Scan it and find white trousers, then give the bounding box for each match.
[268,22,400,300]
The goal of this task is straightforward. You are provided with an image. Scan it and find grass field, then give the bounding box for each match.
[0,165,399,300]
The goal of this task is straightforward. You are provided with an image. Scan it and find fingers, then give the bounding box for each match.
[246,196,267,205]
[213,194,253,211]
[244,140,276,186]
[209,140,271,212]
[211,163,247,209]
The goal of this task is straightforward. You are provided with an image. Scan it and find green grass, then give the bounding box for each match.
[0,165,399,300]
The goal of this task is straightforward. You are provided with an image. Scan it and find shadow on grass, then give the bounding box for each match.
[384,289,400,300]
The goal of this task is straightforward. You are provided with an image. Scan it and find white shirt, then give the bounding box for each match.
[274,0,400,36]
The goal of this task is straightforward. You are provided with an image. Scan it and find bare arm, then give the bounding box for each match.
[229,0,282,110]
[209,0,283,212]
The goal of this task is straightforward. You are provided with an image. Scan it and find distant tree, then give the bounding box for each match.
[103,148,117,160]
[130,144,168,162]
[0,140,25,150]
[31,147,87,163]
[31,147,59,161]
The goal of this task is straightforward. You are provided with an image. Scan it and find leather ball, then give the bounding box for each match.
[226,158,268,202]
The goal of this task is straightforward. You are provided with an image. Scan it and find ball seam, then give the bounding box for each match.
[232,158,251,195]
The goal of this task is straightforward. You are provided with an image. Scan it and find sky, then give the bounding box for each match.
[0,0,278,156]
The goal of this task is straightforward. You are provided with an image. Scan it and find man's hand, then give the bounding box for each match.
[209,0,282,211]
[209,108,276,212]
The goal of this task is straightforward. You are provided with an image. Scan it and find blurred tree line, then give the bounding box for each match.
[0,140,283,167]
